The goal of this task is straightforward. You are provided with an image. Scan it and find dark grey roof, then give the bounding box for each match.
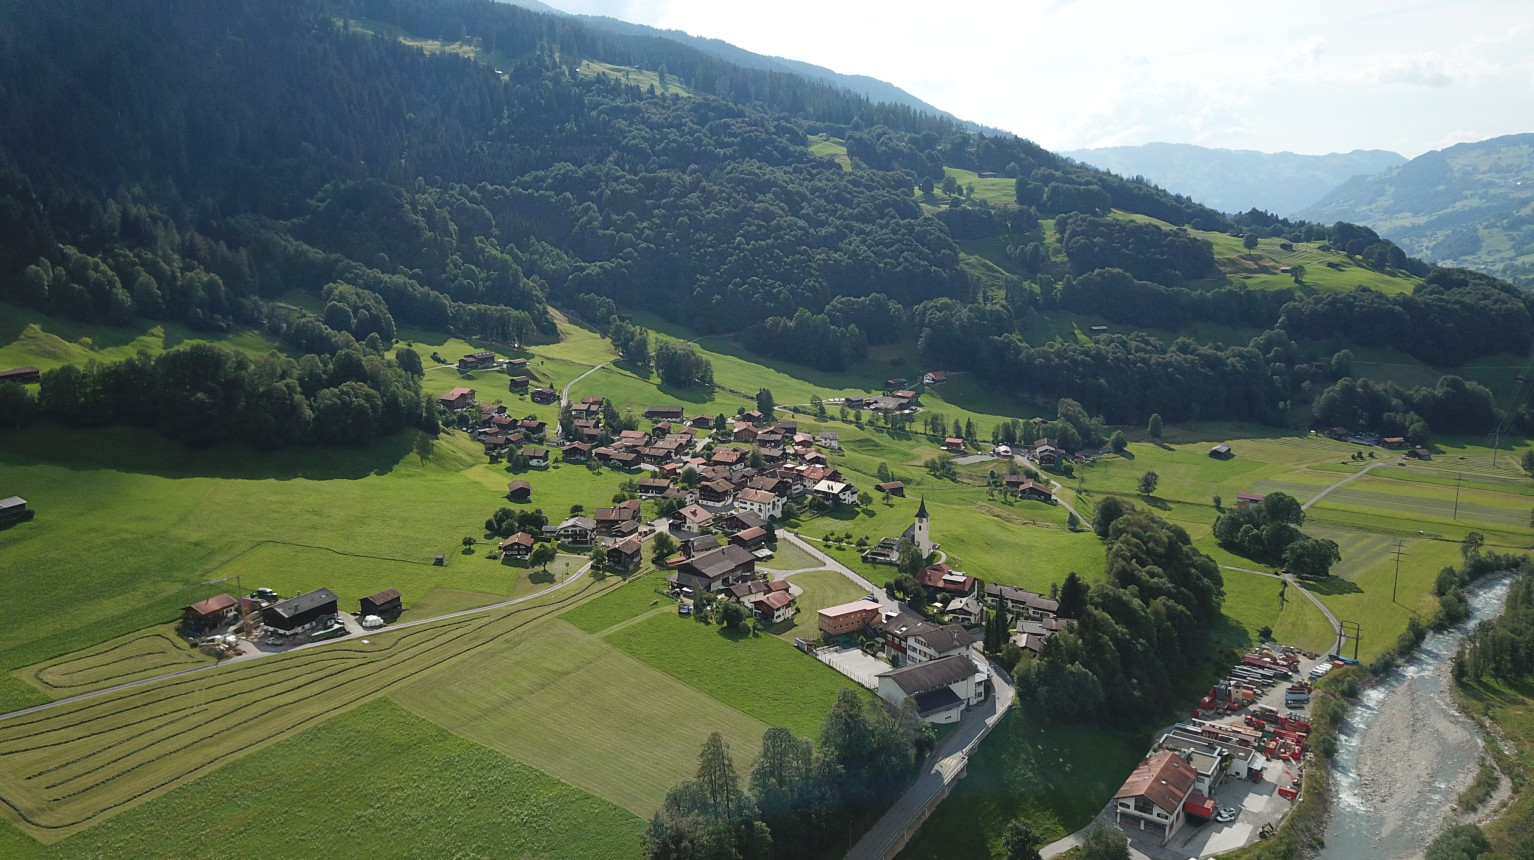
[919,624,976,653]
[683,544,755,580]
[913,686,963,716]
[878,655,977,696]
[0,496,26,510]
[267,588,339,619]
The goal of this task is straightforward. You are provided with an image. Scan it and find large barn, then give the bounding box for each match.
[262,588,339,633]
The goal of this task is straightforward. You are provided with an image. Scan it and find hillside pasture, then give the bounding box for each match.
[1217,570,1337,654]
[0,302,291,373]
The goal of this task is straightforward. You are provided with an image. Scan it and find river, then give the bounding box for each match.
[1318,574,1516,860]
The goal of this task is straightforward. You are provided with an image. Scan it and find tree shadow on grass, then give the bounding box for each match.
[1,423,424,481]
[1304,576,1364,596]
[528,569,556,585]
[1143,495,1172,511]
[655,380,715,405]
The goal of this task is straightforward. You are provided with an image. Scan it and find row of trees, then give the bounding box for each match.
[1012,501,1224,725]
[642,690,934,859]
[1,343,435,449]
[1311,375,1501,440]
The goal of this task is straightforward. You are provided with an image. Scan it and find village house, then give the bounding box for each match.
[875,481,905,498]
[699,479,735,506]
[880,614,978,666]
[1011,616,1074,654]
[729,526,769,551]
[944,437,965,453]
[605,536,643,573]
[523,447,550,467]
[593,499,642,535]
[437,387,476,412]
[733,423,760,443]
[718,510,767,534]
[813,479,859,506]
[556,516,597,547]
[531,387,558,404]
[669,504,715,534]
[560,441,592,462]
[1382,436,1406,449]
[711,447,748,471]
[670,544,757,593]
[1112,752,1199,845]
[875,654,988,724]
[689,414,715,430]
[1003,476,1055,503]
[499,532,535,560]
[508,375,529,392]
[734,487,784,520]
[984,583,1060,620]
[922,370,946,385]
[457,351,496,371]
[818,599,882,637]
[182,594,238,631]
[517,418,546,437]
[916,563,977,597]
[360,588,402,618]
[946,594,985,625]
[645,405,685,422]
[753,590,795,624]
[637,477,672,499]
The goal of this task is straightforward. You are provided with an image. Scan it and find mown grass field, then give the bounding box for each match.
[392,617,769,817]
[1217,570,1336,654]
[0,575,616,841]
[13,626,210,700]
[559,571,673,635]
[604,613,864,740]
[0,697,643,860]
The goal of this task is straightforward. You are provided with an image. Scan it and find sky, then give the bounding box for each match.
[530,0,1534,158]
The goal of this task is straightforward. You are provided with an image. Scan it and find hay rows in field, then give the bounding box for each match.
[29,634,203,691]
[0,575,613,840]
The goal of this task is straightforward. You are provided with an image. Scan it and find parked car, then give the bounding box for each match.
[1216,807,1238,823]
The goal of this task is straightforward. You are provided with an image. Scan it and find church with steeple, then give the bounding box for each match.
[901,497,935,558]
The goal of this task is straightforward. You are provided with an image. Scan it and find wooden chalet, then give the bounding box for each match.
[505,480,532,502]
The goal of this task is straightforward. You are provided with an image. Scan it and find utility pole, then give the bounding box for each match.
[1453,472,1462,520]
[1390,541,1405,604]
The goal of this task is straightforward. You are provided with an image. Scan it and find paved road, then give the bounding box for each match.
[0,561,593,723]
[845,669,1017,860]
[561,360,613,407]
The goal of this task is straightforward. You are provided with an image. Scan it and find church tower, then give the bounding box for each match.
[909,496,932,558]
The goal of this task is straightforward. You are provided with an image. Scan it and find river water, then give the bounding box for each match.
[1318,575,1515,860]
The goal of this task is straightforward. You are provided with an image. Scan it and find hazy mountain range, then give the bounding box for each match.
[1063,143,1405,217]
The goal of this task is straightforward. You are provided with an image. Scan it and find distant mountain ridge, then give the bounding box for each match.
[1064,142,1405,217]
[499,0,1003,134]
[1300,133,1534,284]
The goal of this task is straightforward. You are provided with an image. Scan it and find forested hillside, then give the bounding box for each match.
[0,0,1530,443]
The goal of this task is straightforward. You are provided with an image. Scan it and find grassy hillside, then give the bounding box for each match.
[1301,133,1534,282]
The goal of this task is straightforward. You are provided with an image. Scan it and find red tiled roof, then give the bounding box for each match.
[1113,752,1197,815]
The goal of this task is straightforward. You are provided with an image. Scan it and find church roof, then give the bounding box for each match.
[916,496,928,519]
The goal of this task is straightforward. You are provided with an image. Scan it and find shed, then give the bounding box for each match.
[506,480,532,501]
[0,496,34,525]
[1209,443,1233,459]
[0,366,41,385]
[360,588,402,618]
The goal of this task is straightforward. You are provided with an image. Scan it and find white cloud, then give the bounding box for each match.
[534,0,1534,157]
